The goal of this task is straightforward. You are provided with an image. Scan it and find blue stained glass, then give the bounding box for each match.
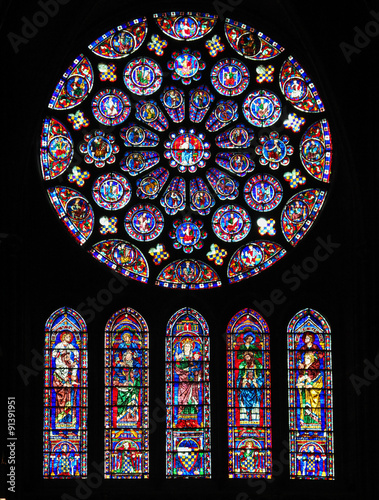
[104,308,149,479]
[287,308,334,479]
[40,11,333,289]
[166,308,211,478]
[43,307,88,479]
[226,308,272,478]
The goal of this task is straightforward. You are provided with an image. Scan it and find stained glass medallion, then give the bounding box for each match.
[124,204,164,242]
[92,172,131,210]
[92,88,131,126]
[40,12,332,288]
[244,174,283,212]
[124,57,163,95]
[212,205,251,243]
[211,58,250,96]
[164,129,210,173]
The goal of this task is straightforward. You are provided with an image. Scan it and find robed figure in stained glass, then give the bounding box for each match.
[113,348,141,426]
[226,309,272,478]
[236,332,263,426]
[44,307,87,479]
[113,440,141,475]
[53,443,79,477]
[296,350,323,429]
[104,308,149,479]
[237,351,263,425]
[287,309,334,479]
[52,330,80,427]
[237,332,262,366]
[295,331,324,430]
[174,336,202,427]
[297,443,326,477]
[238,440,264,474]
[166,308,211,478]
[179,136,195,166]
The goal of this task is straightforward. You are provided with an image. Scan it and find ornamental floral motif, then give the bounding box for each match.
[167,48,206,85]
[67,110,90,130]
[68,166,90,187]
[255,131,294,170]
[283,169,307,189]
[169,216,207,253]
[283,112,306,132]
[147,34,168,56]
[97,62,117,82]
[148,243,170,264]
[79,130,119,168]
[206,243,227,265]
[256,64,275,83]
[205,35,225,57]
[257,217,276,236]
[99,216,118,234]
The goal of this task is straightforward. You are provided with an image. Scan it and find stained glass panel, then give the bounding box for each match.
[43,307,87,478]
[166,308,211,477]
[104,308,149,478]
[287,308,334,479]
[40,11,333,289]
[226,308,272,478]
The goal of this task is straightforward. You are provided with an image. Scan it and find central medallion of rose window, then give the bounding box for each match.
[164,129,210,173]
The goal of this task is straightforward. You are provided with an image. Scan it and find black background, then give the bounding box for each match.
[1,0,378,499]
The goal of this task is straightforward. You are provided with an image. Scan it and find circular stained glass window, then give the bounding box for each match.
[40,12,332,289]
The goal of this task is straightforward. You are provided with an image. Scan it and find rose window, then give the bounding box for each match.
[40,12,332,289]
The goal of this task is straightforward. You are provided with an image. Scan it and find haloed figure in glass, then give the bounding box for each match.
[114,348,141,425]
[114,440,140,475]
[296,350,323,429]
[237,351,263,425]
[53,443,79,477]
[239,440,262,473]
[174,338,202,427]
[52,330,79,427]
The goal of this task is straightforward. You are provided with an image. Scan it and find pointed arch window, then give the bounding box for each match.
[165,307,211,477]
[287,308,334,479]
[104,307,149,478]
[226,308,272,478]
[43,307,88,478]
